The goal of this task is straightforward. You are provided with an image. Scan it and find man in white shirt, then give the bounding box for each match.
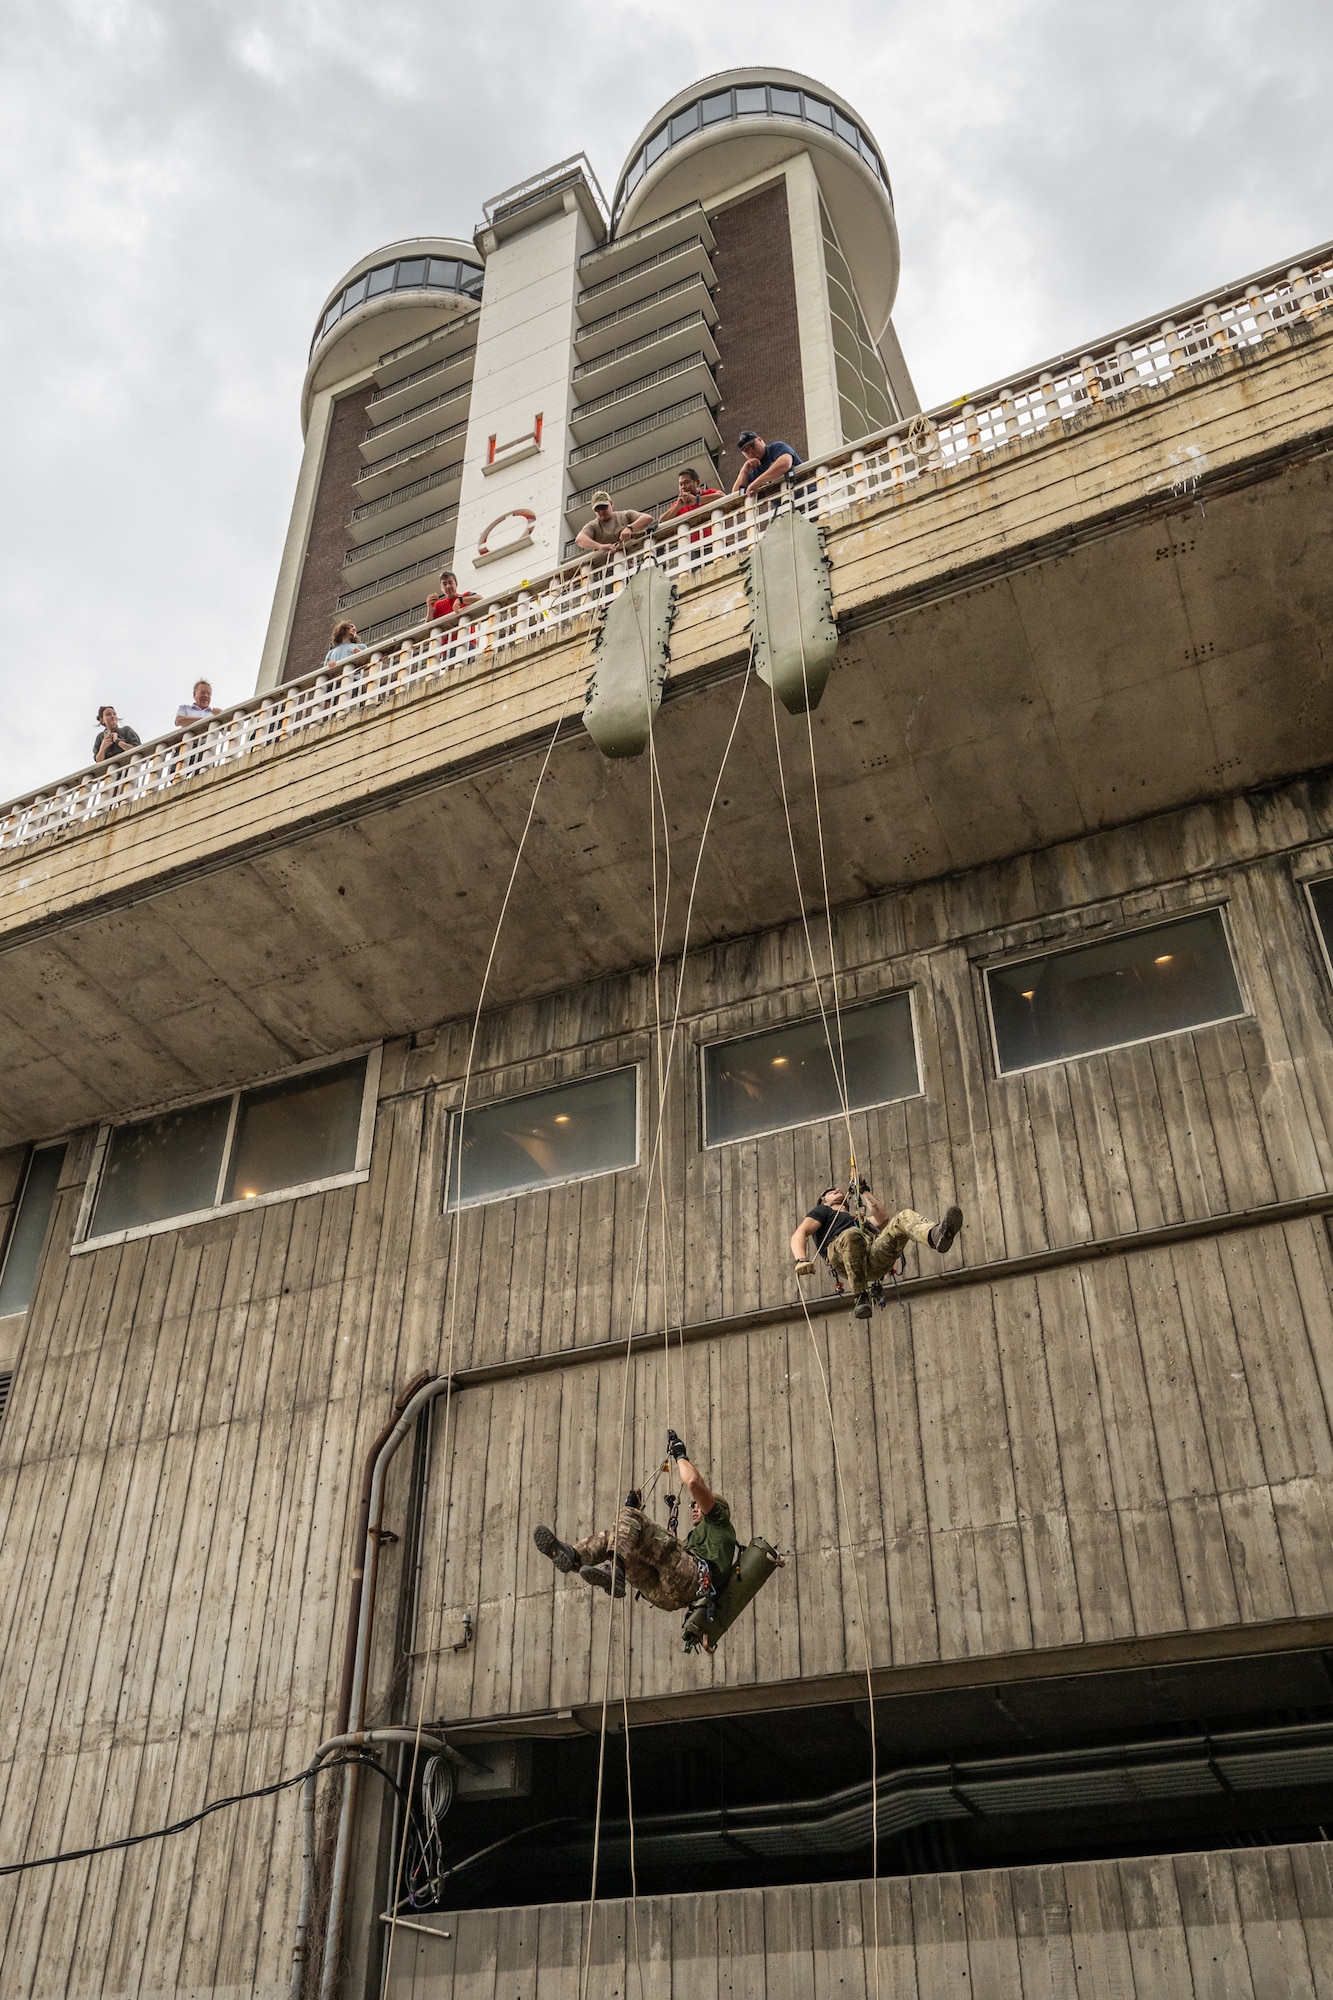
[175,679,218,728]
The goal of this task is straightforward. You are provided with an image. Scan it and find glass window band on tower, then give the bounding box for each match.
[312,256,485,358]
[819,197,897,438]
[615,83,889,220]
[0,1145,67,1318]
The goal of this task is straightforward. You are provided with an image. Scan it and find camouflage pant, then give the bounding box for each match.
[827,1209,934,1289]
[572,1506,705,1611]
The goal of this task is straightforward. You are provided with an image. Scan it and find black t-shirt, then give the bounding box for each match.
[805,1203,858,1259]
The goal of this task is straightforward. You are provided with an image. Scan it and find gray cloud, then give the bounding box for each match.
[1,0,1329,800]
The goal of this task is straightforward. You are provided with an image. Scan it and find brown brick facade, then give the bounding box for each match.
[281,388,370,684]
[710,181,808,490]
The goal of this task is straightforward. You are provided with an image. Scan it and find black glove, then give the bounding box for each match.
[666,1428,687,1462]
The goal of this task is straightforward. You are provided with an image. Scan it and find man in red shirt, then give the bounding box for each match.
[429,569,475,620]
[659,466,722,560]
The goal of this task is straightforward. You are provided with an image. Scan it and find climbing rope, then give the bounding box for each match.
[775,503,884,1998]
[380,664,587,2000]
[579,630,755,2000]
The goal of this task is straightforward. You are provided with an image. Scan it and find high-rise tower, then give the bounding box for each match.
[259,68,917,689]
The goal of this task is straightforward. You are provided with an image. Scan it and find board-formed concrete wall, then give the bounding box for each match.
[382,1843,1333,1998]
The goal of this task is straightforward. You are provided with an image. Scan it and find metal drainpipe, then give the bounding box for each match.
[290,1728,465,2000]
[336,1373,432,1735]
[318,1374,458,2000]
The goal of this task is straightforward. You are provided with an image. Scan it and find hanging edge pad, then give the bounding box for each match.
[742,508,839,715]
[682,1538,784,1653]
[582,564,677,758]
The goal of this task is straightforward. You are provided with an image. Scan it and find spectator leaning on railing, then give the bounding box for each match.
[175,679,218,728]
[429,570,477,620]
[731,430,803,499]
[324,620,363,668]
[93,705,142,764]
[575,491,653,561]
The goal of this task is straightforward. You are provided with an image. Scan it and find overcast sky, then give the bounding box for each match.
[1,0,1328,802]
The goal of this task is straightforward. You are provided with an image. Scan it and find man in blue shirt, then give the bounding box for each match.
[731,429,803,498]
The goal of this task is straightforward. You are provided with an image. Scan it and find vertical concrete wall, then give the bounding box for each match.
[453,198,594,599]
[711,180,809,491]
[382,1844,1333,1998]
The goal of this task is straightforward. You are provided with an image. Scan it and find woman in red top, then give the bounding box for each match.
[429,570,474,620]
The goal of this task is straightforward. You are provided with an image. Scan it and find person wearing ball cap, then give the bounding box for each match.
[731,429,803,498]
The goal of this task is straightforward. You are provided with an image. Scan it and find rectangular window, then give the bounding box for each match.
[645,127,670,167]
[1307,877,1333,981]
[396,258,426,287]
[735,86,768,116]
[447,1068,638,1209]
[343,275,368,310]
[987,910,1244,1074]
[670,105,700,142]
[0,1145,67,1317]
[428,258,460,289]
[803,95,834,129]
[367,265,396,296]
[770,88,803,119]
[701,92,732,125]
[225,1059,366,1202]
[83,1052,377,1247]
[702,994,919,1147]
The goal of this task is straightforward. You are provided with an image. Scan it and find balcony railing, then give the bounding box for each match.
[362,381,470,447]
[571,311,715,383]
[572,352,716,427]
[349,460,464,526]
[3,245,1330,855]
[365,344,477,409]
[344,502,460,571]
[567,392,716,468]
[578,236,710,306]
[336,545,454,613]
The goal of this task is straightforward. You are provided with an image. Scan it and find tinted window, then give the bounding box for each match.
[771,88,803,118]
[833,110,859,145]
[701,92,732,124]
[703,995,919,1146]
[988,911,1244,1074]
[225,1058,367,1202]
[321,304,342,336]
[736,86,767,115]
[1309,878,1333,970]
[449,1069,638,1208]
[93,1098,232,1235]
[397,258,426,286]
[428,258,459,288]
[625,153,646,192]
[460,266,484,297]
[670,105,700,142]
[646,127,670,166]
[803,95,834,129]
[0,1146,67,1317]
[367,265,396,296]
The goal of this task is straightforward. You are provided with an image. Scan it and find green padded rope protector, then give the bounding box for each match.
[681,1538,784,1654]
[739,507,838,716]
[582,562,676,758]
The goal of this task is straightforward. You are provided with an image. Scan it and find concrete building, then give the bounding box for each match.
[2,64,1333,2000]
[260,68,917,689]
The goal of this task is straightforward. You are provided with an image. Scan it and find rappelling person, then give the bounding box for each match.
[533,1429,736,1610]
[790,1182,964,1319]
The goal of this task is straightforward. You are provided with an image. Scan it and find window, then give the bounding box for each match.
[397,258,426,286]
[646,127,670,167]
[987,911,1245,1075]
[428,257,459,288]
[1307,877,1333,981]
[344,275,368,310]
[736,86,767,116]
[447,1068,638,1209]
[83,1052,377,1246]
[0,1145,67,1317]
[803,95,834,129]
[702,994,919,1147]
[367,264,396,296]
[701,92,732,124]
[771,88,803,119]
[670,105,700,142]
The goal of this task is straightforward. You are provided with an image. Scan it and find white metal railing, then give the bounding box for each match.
[4,246,1331,856]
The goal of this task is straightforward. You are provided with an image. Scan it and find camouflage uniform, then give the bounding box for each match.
[827,1208,934,1289]
[572,1505,706,1611]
